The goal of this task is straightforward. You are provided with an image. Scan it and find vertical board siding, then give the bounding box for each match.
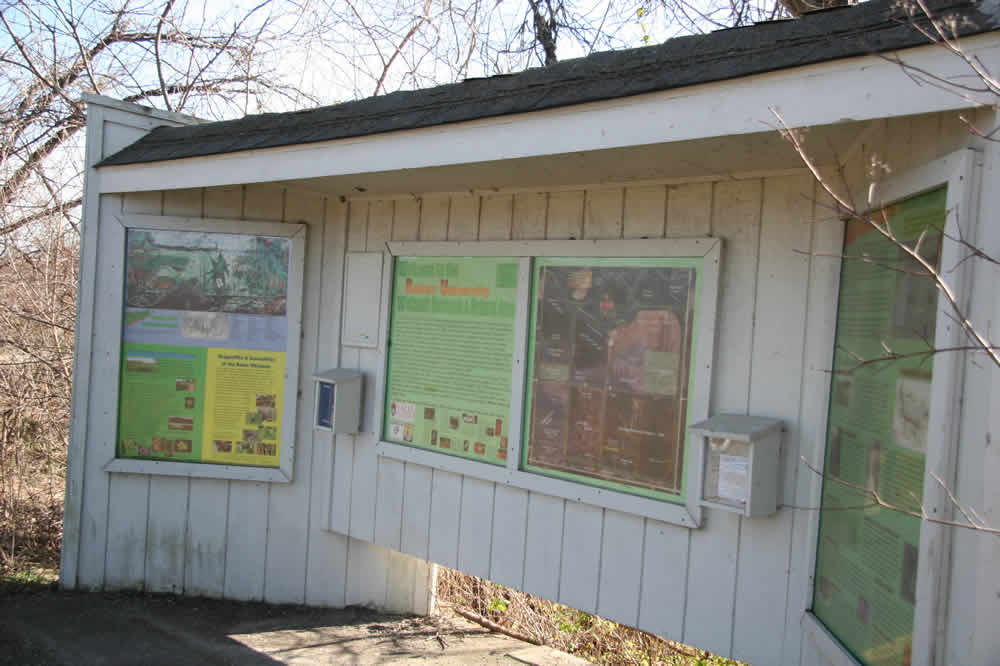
[559,502,603,613]
[522,493,565,601]
[731,174,813,665]
[374,458,405,551]
[684,178,762,657]
[480,194,513,240]
[457,478,496,578]
[512,193,547,240]
[489,485,529,589]
[346,175,824,659]
[597,511,644,627]
[418,195,450,240]
[637,519,690,639]
[401,464,434,560]
[338,195,438,612]
[666,183,712,237]
[263,190,325,604]
[623,185,667,239]
[224,481,269,600]
[584,188,623,239]
[305,196,350,608]
[428,471,463,568]
[104,474,149,589]
[448,194,480,240]
[546,191,584,239]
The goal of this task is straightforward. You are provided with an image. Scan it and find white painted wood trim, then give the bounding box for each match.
[104,213,306,483]
[375,442,698,527]
[82,93,206,125]
[907,148,980,666]
[505,257,532,473]
[104,458,291,482]
[801,612,863,666]
[94,36,1000,196]
[387,237,720,257]
[365,251,394,437]
[684,238,722,526]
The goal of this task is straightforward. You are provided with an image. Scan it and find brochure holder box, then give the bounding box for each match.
[312,369,363,434]
[689,414,783,518]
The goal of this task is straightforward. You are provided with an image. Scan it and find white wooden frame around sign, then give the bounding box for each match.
[102,214,306,483]
[371,237,721,528]
[802,148,980,666]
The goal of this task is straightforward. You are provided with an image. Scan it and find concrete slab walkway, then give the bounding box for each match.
[0,588,589,665]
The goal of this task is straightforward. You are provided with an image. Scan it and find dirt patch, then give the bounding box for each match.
[0,584,586,665]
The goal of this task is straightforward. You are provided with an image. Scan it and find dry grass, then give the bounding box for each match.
[436,567,745,665]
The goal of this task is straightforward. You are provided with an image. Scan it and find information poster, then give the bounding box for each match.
[382,257,519,465]
[117,229,291,468]
[523,258,698,499]
[812,187,946,666]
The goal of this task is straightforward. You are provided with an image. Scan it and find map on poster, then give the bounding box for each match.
[116,229,291,467]
[382,257,519,465]
[812,187,946,666]
[523,257,699,500]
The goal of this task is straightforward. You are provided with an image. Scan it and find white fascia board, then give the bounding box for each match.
[82,93,205,125]
[97,33,1000,194]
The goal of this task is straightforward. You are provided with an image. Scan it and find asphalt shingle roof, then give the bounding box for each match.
[97,0,1000,167]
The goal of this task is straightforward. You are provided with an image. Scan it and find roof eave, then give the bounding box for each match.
[95,35,1000,195]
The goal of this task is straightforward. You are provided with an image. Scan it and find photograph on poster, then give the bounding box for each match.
[116,228,292,468]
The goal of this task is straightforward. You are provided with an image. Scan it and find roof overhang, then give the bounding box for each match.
[95,32,1000,195]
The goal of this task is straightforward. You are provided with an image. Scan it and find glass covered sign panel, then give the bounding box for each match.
[812,187,945,666]
[522,258,699,500]
[117,229,291,467]
[383,257,519,465]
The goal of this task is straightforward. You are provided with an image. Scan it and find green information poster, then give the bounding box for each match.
[383,257,519,465]
[117,229,291,467]
[813,187,946,666]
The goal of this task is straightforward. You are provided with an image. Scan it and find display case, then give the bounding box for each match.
[689,414,782,517]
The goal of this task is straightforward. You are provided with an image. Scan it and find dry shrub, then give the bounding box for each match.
[0,218,77,573]
[436,567,742,665]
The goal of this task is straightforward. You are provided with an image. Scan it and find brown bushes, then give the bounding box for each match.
[436,567,740,665]
[0,219,76,573]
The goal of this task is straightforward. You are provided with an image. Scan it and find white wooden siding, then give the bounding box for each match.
[328,111,989,664]
[66,100,999,665]
[332,176,819,661]
[63,101,434,613]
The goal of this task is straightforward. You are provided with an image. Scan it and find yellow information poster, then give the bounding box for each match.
[201,349,286,466]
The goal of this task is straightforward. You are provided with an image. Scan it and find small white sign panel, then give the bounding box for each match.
[390,401,416,423]
[718,454,748,503]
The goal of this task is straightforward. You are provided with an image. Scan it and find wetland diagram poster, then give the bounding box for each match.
[382,257,519,465]
[117,229,290,467]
